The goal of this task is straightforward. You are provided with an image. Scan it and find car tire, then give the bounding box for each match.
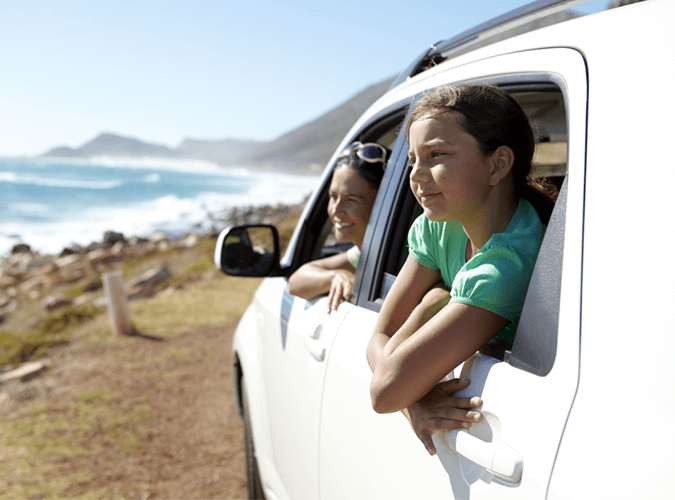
[242,376,265,500]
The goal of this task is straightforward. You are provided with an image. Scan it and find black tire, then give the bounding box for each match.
[242,377,266,500]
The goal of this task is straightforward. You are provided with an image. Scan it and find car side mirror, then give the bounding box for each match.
[214,224,281,277]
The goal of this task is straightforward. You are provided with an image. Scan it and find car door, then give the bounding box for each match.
[318,48,586,499]
[259,113,406,500]
[259,285,353,500]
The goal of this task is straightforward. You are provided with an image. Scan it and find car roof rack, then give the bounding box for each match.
[390,0,593,89]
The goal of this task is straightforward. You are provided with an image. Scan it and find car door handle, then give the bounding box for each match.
[305,338,326,361]
[445,429,523,483]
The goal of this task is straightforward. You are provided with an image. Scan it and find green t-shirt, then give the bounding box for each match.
[407,199,545,343]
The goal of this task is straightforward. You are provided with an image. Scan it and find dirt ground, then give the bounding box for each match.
[0,319,247,500]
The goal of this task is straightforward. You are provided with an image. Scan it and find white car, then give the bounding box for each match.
[216,1,675,498]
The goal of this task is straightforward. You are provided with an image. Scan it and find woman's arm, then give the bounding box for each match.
[369,256,509,414]
[288,251,356,311]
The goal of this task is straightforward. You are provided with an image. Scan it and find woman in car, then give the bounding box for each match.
[367,84,556,454]
[288,142,388,313]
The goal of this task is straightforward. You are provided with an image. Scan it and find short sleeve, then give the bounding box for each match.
[345,245,360,268]
[450,244,532,324]
[407,214,440,271]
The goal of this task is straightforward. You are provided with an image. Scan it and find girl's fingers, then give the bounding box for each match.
[418,431,437,456]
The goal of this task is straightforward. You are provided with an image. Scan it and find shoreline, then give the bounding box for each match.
[0,200,305,325]
[0,157,320,257]
[1,199,306,260]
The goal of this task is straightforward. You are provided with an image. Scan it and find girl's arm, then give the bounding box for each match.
[366,255,441,372]
[288,251,356,311]
[368,255,509,414]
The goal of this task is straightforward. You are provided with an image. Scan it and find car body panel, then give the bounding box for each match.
[226,1,675,498]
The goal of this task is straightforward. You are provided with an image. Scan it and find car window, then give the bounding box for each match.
[287,110,408,283]
[358,79,570,370]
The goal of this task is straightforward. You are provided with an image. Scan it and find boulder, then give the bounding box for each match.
[103,231,126,246]
[0,361,47,384]
[10,243,31,254]
[42,294,74,312]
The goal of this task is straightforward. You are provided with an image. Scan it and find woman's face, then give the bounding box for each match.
[408,112,493,223]
[327,167,378,249]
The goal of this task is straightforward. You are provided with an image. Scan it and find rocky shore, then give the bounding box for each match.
[0,201,304,334]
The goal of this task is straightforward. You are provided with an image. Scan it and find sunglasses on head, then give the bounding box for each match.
[337,142,388,165]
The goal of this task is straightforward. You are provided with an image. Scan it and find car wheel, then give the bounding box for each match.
[242,376,265,500]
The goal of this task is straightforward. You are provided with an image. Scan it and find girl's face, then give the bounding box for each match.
[408,112,493,223]
[328,167,378,249]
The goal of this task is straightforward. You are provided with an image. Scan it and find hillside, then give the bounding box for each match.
[40,76,395,174]
[236,77,395,173]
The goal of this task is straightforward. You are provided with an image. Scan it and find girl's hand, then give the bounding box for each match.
[328,269,355,313]
[405,378,483,455]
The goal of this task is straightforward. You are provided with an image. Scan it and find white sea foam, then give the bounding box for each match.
[143,173,161,183]
[37,155,252,176]
[0,169,320,256]
[0,171,124,189]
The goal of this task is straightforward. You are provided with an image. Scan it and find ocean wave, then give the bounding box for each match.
[0,158,321,256]
[0,184,317,256]
[143,173,161,183]
[0,172,124,190]
[34,155,245,176]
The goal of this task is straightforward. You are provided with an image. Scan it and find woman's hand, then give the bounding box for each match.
[288,251,355,303]
[328,269,355,313]
[404,378,483,455]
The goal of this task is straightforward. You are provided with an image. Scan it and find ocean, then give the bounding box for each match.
[0,157,321,257]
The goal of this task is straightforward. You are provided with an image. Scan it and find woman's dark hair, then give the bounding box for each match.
[406,84,557,223]
[335,146,388,189]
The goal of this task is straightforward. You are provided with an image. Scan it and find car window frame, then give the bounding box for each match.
[355,71,576,374]
[284,106,410,294]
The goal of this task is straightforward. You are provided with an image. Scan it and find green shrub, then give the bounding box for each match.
[0,332,23,365]
[36,304,103,337]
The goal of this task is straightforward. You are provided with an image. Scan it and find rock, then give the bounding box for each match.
[0,293,12,308]
[10,243,31,254]
[42,294,74,312]
[86,248,121,267]
[19,275,48,296]
[128,236,148,246]
[0,361,47,384]
[0,274,18,288]
[111,241,125,255]
[59,247,77,257]
[57,264,87,284]
[127,263,171,301]
[129,263,171,289]
[181,233,200,248]
[0,299,19,314]
[56,253,81,268]
[150,231,168,243]
[103,231,126,246]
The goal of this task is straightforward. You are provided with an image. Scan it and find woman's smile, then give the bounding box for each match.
[328,167,378,249]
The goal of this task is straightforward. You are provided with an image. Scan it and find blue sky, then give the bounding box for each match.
[0,0,607,158]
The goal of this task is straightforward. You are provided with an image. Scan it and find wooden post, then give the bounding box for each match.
[102,270,133,335]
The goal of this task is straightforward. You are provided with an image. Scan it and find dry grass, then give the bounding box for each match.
[0,208,302,499]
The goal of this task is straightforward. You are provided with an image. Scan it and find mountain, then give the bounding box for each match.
[237,77,396,172]
[177,138,264,165]
[40,76,395,173]
[42,133,264,165]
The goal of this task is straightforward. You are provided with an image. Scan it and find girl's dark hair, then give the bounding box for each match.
[335,148,388,189]
[406,84,557,223]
